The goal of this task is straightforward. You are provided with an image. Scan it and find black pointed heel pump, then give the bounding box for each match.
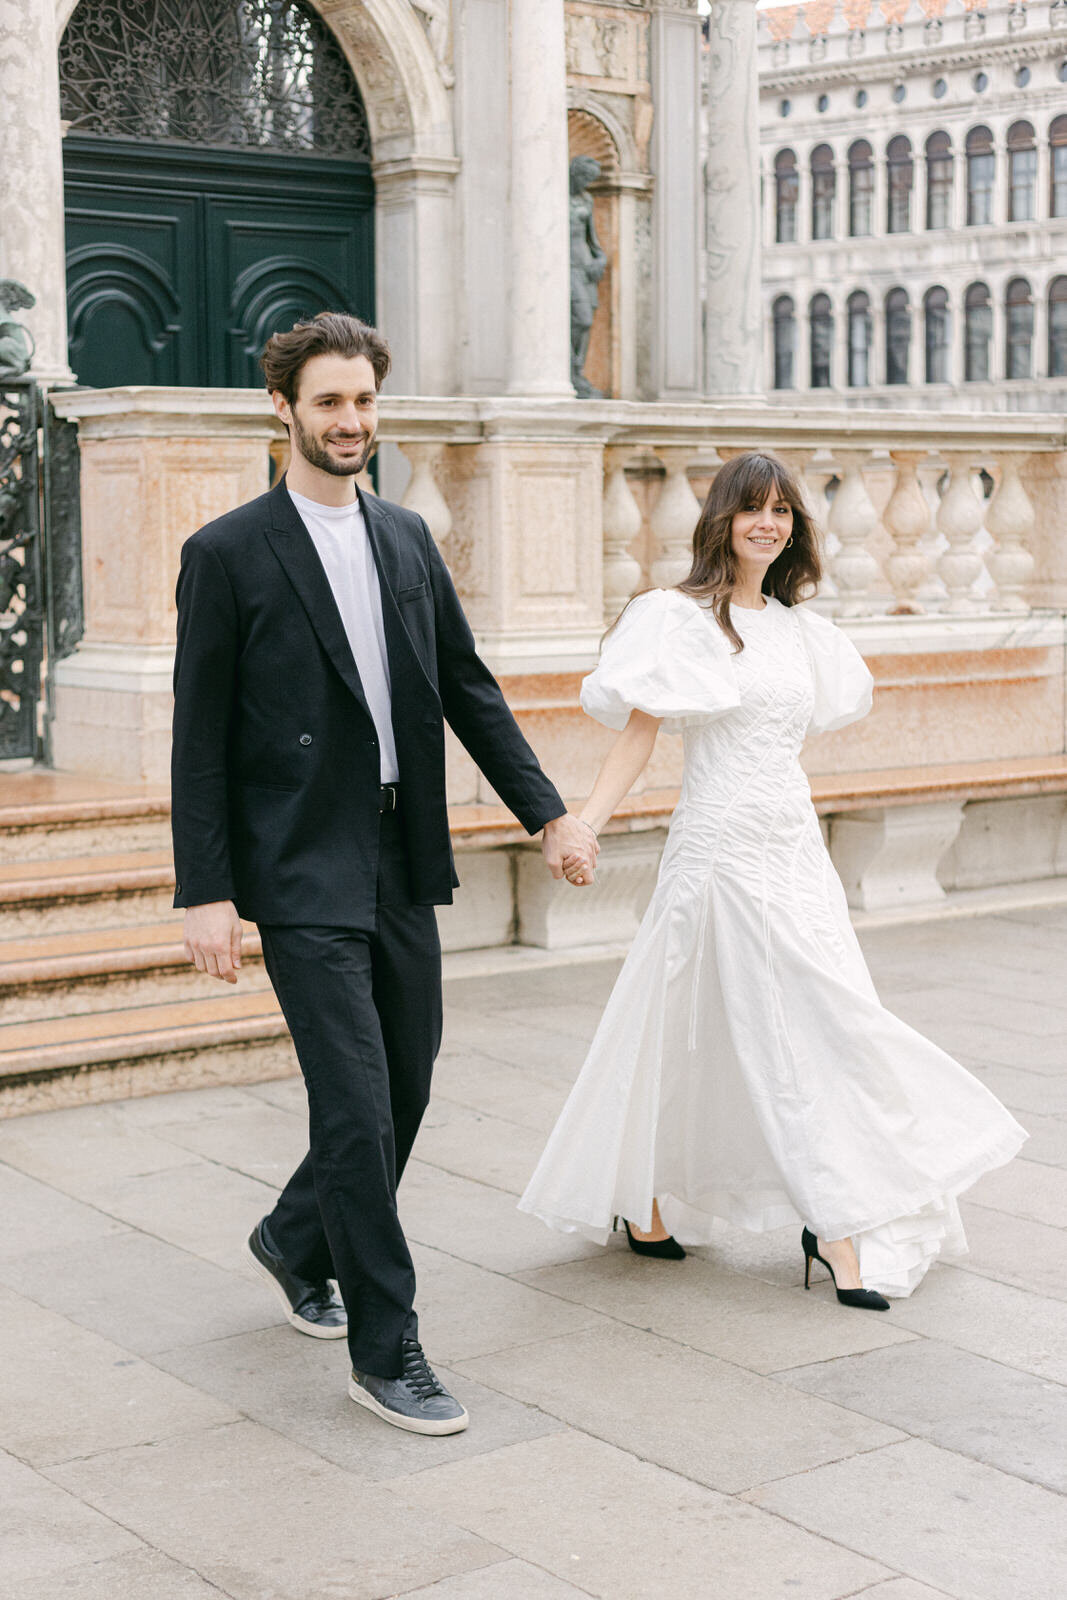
[616,1216,686,1260]
[802,1226,889,1311]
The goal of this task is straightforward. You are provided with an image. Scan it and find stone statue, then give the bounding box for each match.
[569,156,607,398]
[0,282,36,378]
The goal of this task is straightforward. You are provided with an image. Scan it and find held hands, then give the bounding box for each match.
[541,814,599,888]
[183,900,243,983]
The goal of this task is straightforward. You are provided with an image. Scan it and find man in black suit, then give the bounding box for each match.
[172,312,597,1435]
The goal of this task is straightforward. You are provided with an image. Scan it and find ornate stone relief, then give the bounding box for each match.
[565,8,638,85]
[408,0,453,87]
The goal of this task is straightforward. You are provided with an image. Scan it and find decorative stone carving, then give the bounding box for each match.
[570,156,608,399]
[650,449,700,588]
[704,0,762,398]
[0,283,36,378]
[883,451,932,614]
[936,454,987,614]
[828,451,881,616]
[602,448,643,624]
[398,441,453,551]
[565,12,634,83]
[409,0,453,87]
[985,455,1036,614]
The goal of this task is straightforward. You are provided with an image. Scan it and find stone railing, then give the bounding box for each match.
[373,398,1067,625]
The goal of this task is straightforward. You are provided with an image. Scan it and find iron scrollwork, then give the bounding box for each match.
[43,407,84,668]
[59,0,372,159]
[0,382,44,761]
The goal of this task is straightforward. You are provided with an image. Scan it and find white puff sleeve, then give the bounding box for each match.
[580,588,741,735]
[795,605,874,735]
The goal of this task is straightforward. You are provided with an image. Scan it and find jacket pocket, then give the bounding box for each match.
[397,581,429,603]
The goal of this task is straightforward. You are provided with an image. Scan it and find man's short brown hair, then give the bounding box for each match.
[261,312,392,404]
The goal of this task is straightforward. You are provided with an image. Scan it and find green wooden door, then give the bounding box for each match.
[64,138,374,389]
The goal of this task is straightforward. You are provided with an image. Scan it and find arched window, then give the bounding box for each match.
[847,291,871,387]
[966,126,995,225]
[964,282,992,381]
[1005,278,1033,379]
[1050,277,1067,377]
[849,140,874,236]
[775,149,799,242]
[810,293,834,388]
[773,295,796,389]
[925,131,953,229]
[885,288,911,385]
[1051,116,1067,219]
[811,144,836,240]
[924,286,951,383]
[1007,122,1037,222]
[887,135,913,232]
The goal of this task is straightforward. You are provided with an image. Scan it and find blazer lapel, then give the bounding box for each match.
[360,489,438,706]
[263,479,373,718]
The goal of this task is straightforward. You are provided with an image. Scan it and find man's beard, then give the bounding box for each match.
[290,407,375,477]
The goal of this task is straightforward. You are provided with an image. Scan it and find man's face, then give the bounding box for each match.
[273,352,379,477]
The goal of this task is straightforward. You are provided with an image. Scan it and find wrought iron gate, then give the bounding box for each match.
[0,381,83,762]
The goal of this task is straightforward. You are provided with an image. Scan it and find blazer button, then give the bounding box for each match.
[299,733,313,746]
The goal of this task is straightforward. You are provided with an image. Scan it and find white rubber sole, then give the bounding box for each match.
[245,1239,348,1340]
[347,1373,469,1435]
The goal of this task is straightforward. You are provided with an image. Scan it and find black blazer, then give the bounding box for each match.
[171,477,565,928]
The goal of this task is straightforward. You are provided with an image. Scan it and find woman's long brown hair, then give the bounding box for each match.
[677,450,822,653]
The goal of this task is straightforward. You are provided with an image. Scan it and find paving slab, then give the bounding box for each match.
[388,1430,890,1600]
[0,1159,128,1258]
[0,1287,235,1467]
[399,1160,602,1274]
[742,1438,1067,1600]
[854,1584,957,1600]
[155,1322,563,1483]
[779,1338,1067,1492]
[111,1083,274,1126]
[884,1263,1067,1384]
[967,1156,1067,1228]
[958,1060,1067,1117]
[431,1049,578,1135]
[0,1103,202,1193]
[454,1322,904,1494]
[0,1228,276,1355]
[417,1098,556,1195]
[243,1076,307,1115]
[78,1159,281,1271]
[399,1560,591,1598]
[688,1220,806,1288]
[887,983,1067,1041]
[45,1418,499,1600]
[957,1200,1067,1302]
[437,1010,588,1085]
[516,1251,916,1374]
[0,1547,231,1600]
[0,1449,142,1589]
[1012,1110,1067,1169]
[149,1100,308,1187]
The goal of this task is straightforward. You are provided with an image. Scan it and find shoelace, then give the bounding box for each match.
[400,1340,446,1401]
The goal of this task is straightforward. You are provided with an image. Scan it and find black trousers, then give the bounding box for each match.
[259,812,442,1378]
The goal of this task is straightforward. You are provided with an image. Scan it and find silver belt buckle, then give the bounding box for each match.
[380,784,398,813]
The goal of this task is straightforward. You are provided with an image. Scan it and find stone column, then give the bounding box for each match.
[507,0,572,397]
[704,0,762,399]
[650,1,703,399]
[0,0,72,381]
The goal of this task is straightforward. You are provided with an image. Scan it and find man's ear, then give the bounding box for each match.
[271,390,291,427]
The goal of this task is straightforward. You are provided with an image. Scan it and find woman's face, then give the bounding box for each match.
[729,487,794,576]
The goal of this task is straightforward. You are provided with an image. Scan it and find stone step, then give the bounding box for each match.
[0,991,295,1118]
[0,921,269,1023]
[0,850,177,936]
[0,773,171,862]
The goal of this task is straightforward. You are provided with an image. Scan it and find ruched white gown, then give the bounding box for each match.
[518,589,1027,1296]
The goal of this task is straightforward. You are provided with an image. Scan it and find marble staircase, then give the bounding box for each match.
[0,773,291,1117]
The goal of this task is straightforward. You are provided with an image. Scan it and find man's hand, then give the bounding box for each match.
[183,901,243,983]
[542,814,599,886]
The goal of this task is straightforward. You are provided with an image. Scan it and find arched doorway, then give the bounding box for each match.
[58,0,374,388]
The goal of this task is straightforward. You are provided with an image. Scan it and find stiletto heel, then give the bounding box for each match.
[622,1218,686,1260]
[801,1226,889,1311]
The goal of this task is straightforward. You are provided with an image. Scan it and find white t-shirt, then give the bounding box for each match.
[289,489,400,783]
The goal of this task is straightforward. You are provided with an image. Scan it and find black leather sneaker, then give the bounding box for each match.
[246,1219,347,1339]
[348,1340,469,1435]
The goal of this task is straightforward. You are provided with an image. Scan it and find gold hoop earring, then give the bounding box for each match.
[786,536,794,547]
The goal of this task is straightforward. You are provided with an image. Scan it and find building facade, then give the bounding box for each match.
[758,0,1067,410]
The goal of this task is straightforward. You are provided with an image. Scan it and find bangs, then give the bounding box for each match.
[728,452,787,509]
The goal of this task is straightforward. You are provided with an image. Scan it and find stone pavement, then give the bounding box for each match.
[1,905,1066,1600]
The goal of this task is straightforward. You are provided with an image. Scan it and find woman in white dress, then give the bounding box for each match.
[519,451,1027,1306]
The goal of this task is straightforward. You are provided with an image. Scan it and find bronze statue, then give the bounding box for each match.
[0,282,36,379]
[569,156,607,398]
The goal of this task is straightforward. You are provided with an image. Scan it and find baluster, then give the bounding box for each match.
[985,453,1036,614]
[779,447,836,602]
[827,449,881,617]
[398,441,452,551]
[650,447,701,588]
[935,452,986,614]
[602,447,643,624]
[883,450,932,614]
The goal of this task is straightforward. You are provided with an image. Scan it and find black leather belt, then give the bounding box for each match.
[379,784,399,813]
